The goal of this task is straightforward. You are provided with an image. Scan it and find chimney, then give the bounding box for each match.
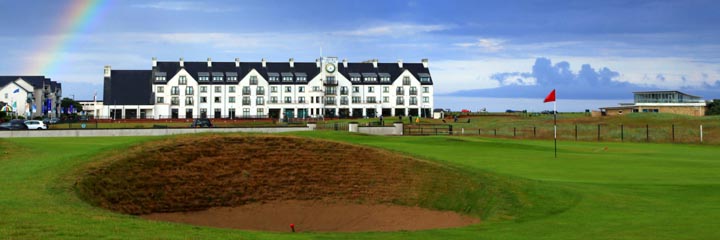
[289,58,295,68]
[152,57,157,67]
[421,58,428,68]
[235,58,240,67]
[103,65,111,77]
[397,59,403,68]
[262,58,267,68]
[372,59,378,68]
[207,57,212,67]
[342,58,348,68]
[316,58,321,68]
[179,57,184,68]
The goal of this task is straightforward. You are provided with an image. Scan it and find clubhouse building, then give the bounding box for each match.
[102,57,434,119]
[597,91,707,117]
[0,76,62,118]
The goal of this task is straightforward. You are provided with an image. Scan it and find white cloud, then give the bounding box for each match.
[431,58,537,93]
[455,38,506,52]
[132,1,232,12]
[334,23,451,37]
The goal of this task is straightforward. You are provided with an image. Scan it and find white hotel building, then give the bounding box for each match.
[102,57,434,119]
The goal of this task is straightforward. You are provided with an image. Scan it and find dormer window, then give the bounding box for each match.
[349,73,361,82]
[419,73,431,83]
[198,72,210,82]
[268,72,279,82]
[281,72,294,82]
[155,72,167,81]
[379,73,391,82]
[212,72,224,82]
[362,73,377,82]
[226,72,238,82]
[295,72,307,82]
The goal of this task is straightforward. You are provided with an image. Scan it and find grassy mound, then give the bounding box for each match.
[76,135,573,222]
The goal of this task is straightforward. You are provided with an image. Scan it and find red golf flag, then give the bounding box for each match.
[543,89,556,103]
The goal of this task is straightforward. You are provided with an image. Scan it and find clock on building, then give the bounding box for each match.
[325,63,336,73]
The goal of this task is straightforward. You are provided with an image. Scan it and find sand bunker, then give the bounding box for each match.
[143,200,479,232]
[78,135,481,232]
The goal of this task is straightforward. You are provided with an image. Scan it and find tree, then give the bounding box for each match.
[707,99,720,115]
[60,98,83,114]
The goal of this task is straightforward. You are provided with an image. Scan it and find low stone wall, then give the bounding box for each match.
[349,122,403,136]
[0,127,312,138]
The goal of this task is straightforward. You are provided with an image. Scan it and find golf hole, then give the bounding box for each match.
[78,135,480,232]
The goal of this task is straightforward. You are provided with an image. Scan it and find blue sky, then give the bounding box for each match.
[1,0,719,105]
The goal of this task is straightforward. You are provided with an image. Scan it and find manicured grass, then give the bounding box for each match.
[1,131,720,239]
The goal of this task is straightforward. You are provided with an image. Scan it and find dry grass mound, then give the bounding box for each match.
[77,135,475,215]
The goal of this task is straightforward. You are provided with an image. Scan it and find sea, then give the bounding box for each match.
[435,96,632,113]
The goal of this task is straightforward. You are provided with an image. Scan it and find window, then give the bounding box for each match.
[4,93,7,99]
[298,96,305,103]
[325,76,336,85]
[383,96,389,103]
[155,76,166,81]
[423,96,429,103]
[242,86,251,95]
[312,86,321,92]
[156,86,164,93]
[423,87,429,93]
[227,76,237,82]
[229,86,236,93]
[270,86,278,93]
[299,86,305,92]
[186,97,194,105]
[214,86,222,93]
[297,76,307,82]
[243,108,250,117]
[200,86,207,93]
[367,97,376,103]
[257,86,265,95]
[383,86,389,93]
[228,108,235,118]
[380,76,390,82]
[352,96,361,103]
[410,86,417,95]
[325,96,336,105]
[213,76,223,82]
[396,96,405,105]
[242,97,251,105]
[185,86,194,95]
[284,96,292,103]
[396,86,404,95]
[340,86,348,95]
[365,76,377,82]
[200,96,207,103]
[229,96,236,103]
[340,96,348,105]
[156,97,164,103]
[179,76,187,85]
[257,108,264,115]
[410,96,417,105]
[368,86,374,93]
[270,96,278,104]
[269,76,279,81]
[285,86,292,93]
[214,96,221,103]
[403,76,411,85]
[282,76,293,82]
[353,86,360,93]
[171,86,179,95]
[171,97,179,105]
[420,77,431,82]
[250,76,258,85]
[199,76,209,81]
[325,86,336,95]
[351,76,361,82]
[256,96,265,105]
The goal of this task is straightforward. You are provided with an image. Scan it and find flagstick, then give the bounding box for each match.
[554,101,557,158]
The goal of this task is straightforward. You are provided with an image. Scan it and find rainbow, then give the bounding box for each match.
[24,0,108,75]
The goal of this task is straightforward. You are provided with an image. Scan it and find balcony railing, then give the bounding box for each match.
[340,100,349,105]
[242,90,251,95]
[396,100,405,105]
[410,90,417,95]
[242,101,251,105]
[325,101,336,105]
[340,90,348,95]
[325,90,337,95]
[396,90,405,95]
[410,101,418,105]
[256,100,265,105]
[256,90,265,95]
[324,80,338,85]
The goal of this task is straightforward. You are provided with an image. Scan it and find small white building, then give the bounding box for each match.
[77,100,104,117]
[0,76,62,118]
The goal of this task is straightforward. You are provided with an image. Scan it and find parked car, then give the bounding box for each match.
[0,120,29,130]
[190,118,213,128]
[25,120,47,130]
